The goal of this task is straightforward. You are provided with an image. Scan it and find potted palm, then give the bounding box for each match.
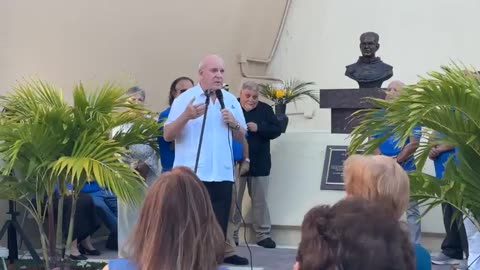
[347,64,480,231]
[0,79,161,269]
[259,79,319,132]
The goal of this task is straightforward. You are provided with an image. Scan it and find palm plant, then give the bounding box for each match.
[259,79,320,105]
[0,79,161,269]
[348,64,480,230]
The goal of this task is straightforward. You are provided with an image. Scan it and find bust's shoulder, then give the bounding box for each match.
[345,62,360,76]
[381,62,393,70]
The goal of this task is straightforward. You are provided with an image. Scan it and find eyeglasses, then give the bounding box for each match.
[180,89,188,93]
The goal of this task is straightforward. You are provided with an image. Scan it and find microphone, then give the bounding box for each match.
[215,89,225,109]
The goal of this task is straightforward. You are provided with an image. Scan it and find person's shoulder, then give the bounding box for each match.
[108,258,137,270]
[223,90,241,108]
[159,107,171,118]
[257,101,272,109]
[222,89,238,101]
[414,244,432,270]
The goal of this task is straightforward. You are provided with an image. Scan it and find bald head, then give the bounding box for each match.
[198,54,225,91]
[198,54,224,71]
[386,80,405,100]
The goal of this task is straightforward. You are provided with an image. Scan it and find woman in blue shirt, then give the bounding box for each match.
[157,76,194,173]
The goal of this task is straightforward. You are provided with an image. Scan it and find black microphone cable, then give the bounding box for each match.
[226,126,253,270]
[217,89,253,270]
[194,91,210,174]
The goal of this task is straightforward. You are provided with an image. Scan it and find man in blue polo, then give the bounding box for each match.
[372,80,422,244]
[429,137,468,265]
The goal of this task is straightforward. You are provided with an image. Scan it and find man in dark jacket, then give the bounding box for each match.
[232,81,281,248]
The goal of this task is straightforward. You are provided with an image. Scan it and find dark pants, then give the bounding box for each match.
[88,190,118,235]
[202,181,233,239]
[441,203,469,259]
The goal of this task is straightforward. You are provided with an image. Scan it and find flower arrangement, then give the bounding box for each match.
[259,79,320,105]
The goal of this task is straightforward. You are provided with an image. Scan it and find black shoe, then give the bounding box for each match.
[223,255,249,265]
[69,254,88,260]
[78,245,101,256]
[257,237,276,248]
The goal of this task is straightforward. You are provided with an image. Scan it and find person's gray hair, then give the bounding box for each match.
[387,80,405,89]
[241,81,259,92]
[126,86,146,99]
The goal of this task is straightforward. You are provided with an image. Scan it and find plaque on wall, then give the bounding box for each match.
[320,145,356,191]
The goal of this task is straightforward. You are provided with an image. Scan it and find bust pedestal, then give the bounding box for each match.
[319,88,385,134]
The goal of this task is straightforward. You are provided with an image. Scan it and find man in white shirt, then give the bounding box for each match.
[164,54,248,265]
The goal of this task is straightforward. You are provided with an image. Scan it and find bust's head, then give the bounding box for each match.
[359,32,380,58]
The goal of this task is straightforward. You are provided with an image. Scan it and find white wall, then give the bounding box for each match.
[267,0,480,130]
[252,0,480,236]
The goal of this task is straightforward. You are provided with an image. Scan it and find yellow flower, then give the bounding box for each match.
[275,89,285,99]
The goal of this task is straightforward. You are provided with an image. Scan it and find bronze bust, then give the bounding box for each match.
[345,32,393,88]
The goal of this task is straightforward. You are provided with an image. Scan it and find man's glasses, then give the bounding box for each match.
[180,89,188,93]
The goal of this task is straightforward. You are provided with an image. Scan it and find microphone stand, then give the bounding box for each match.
[194,91,210,173]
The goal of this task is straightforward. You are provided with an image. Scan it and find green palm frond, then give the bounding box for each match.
[0,78,162,268]
[348,63,480,224]
[259,79,319,105]
[1,79,68,121]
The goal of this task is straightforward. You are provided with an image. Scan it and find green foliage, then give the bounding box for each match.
[0,79,162,268]
[348,64,480,226]
[259,79,320,105]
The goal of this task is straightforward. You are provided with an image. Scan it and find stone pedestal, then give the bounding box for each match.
[319,88,385,134]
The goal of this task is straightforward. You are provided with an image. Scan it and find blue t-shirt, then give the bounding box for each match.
[432,132,459,179]
[233,139,243,162]
[373,125,422,172]
[108,258,228,270]
[80,181,102,193]
[157,107,175,173]
[434,148,456,179]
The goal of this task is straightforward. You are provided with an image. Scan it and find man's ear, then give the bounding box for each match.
[293,261,300,270]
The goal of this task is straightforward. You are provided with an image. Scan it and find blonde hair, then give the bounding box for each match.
[343,154,410,219]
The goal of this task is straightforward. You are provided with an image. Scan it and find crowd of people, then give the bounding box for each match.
[51,53,476,270]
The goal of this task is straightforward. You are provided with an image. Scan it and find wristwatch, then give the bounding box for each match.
[230,122,240,130]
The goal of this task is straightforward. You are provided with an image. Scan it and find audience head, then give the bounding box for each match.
[126,86,146,105]
[386,80,405,100]
[198,54,225,91]
[169,76,194,106]
[127,166,224,270]
[239,81,260,111]
[295,197,414,270]
[343,154,410,220]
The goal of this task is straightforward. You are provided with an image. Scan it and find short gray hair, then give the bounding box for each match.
[126,86,146,99]
[241,81,259,91]
[387,80,405,90]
